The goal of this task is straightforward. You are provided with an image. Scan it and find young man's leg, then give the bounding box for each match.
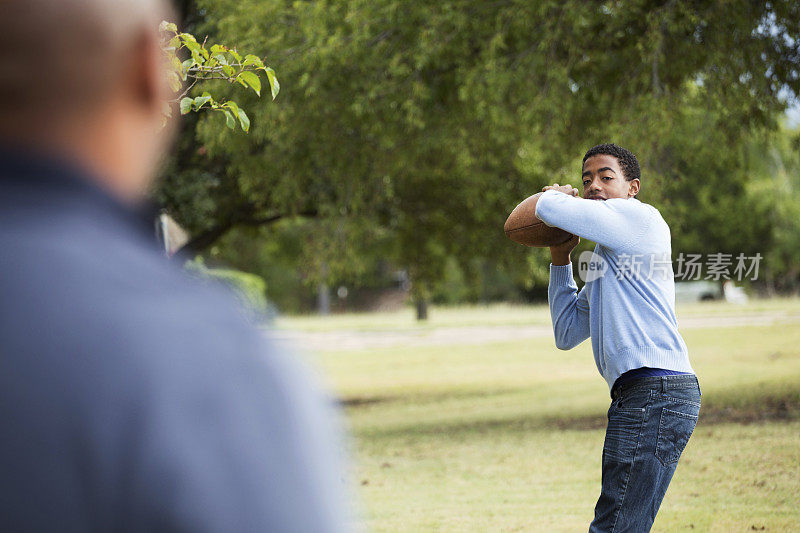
[590,376,701,533]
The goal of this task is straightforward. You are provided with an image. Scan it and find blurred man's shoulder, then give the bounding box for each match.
[0,196,270,367]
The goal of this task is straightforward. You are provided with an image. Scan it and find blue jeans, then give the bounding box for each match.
[590,375,701,532]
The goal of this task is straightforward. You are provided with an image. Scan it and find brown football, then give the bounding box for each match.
[504,192,573,247]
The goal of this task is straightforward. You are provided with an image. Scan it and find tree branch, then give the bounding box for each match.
[174,78,200,101]
[175,221,234,258]
[175,209,319,257]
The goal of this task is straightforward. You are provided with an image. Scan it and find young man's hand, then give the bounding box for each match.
[542,183,580,197]
[549,234,580,265]
[541,183,580,265]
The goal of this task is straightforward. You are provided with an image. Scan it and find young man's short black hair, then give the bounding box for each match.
[582,143,641,183]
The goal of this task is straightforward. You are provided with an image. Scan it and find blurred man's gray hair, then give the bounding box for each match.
[0,0,171,124]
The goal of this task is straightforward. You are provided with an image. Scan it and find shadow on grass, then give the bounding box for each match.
[341,386,800,440]
[699,393,800,425]
[341,396,390,408]
[339,387,536,408]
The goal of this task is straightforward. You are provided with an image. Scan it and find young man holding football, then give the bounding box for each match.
[535,143,700,532]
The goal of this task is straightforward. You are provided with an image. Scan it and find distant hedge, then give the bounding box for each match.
[185,258,271,320]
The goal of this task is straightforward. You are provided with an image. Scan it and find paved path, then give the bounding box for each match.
[273,311,800,353]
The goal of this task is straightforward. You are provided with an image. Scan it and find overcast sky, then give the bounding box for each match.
[786,103,800,128]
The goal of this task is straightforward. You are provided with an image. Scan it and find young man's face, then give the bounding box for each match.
[581,154,640,200]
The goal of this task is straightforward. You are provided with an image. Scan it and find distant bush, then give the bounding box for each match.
[185,258,272,320]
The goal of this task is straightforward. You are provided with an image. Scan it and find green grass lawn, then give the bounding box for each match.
[275,296,800,332]
[281,300,800,532]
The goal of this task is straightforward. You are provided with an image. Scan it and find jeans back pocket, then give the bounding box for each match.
[604,406,646,462]
[655,407,699,466]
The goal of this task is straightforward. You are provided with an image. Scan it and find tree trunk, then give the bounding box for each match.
[415,298,428,321]
[317,283,331,315]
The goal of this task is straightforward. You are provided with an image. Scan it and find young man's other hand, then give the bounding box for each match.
[542,183,580,197]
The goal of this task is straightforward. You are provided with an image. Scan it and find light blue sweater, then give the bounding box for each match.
[535,190,694,390]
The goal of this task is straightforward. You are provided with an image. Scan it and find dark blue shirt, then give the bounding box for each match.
[0,146,350,532]
[612,367,690,391]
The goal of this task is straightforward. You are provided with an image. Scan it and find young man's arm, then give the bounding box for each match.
[535,189,651,251]
[548,234,590,350]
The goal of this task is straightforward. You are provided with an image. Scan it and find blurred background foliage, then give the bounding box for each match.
[155,0,800,315]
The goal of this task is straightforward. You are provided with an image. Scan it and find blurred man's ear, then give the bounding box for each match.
[128,28,167,117]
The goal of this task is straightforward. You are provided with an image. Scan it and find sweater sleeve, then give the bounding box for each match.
[548,264,590,350]
[535,190,651,251]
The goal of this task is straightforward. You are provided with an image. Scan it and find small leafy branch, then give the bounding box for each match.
[159,21,279,132]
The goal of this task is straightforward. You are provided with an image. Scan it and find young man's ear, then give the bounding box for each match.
[627,179,640,198]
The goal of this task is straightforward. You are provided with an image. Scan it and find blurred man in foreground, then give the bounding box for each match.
[0,1,351,531]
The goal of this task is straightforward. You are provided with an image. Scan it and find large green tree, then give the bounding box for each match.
[157,0,800,315]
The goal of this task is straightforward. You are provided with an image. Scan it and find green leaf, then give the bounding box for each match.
[238,71,261,97]
[210,44,226,55]
[180,97,193,115]
[181,36,200,56]
[193,95,212,109]
[222,65,235,78]
[223,100,240,118]
[159,21,178,33]
[265,71,280,100]
[242,55,263,68]
[180,58,194,80]
[229,49,242,63]
[214,54,228,66]
[168,72,182,92]
[237,108,250,132]
[265,67,280,100]
[222,109,236,130]
[170,56,184,74]
[184,43,200,57]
